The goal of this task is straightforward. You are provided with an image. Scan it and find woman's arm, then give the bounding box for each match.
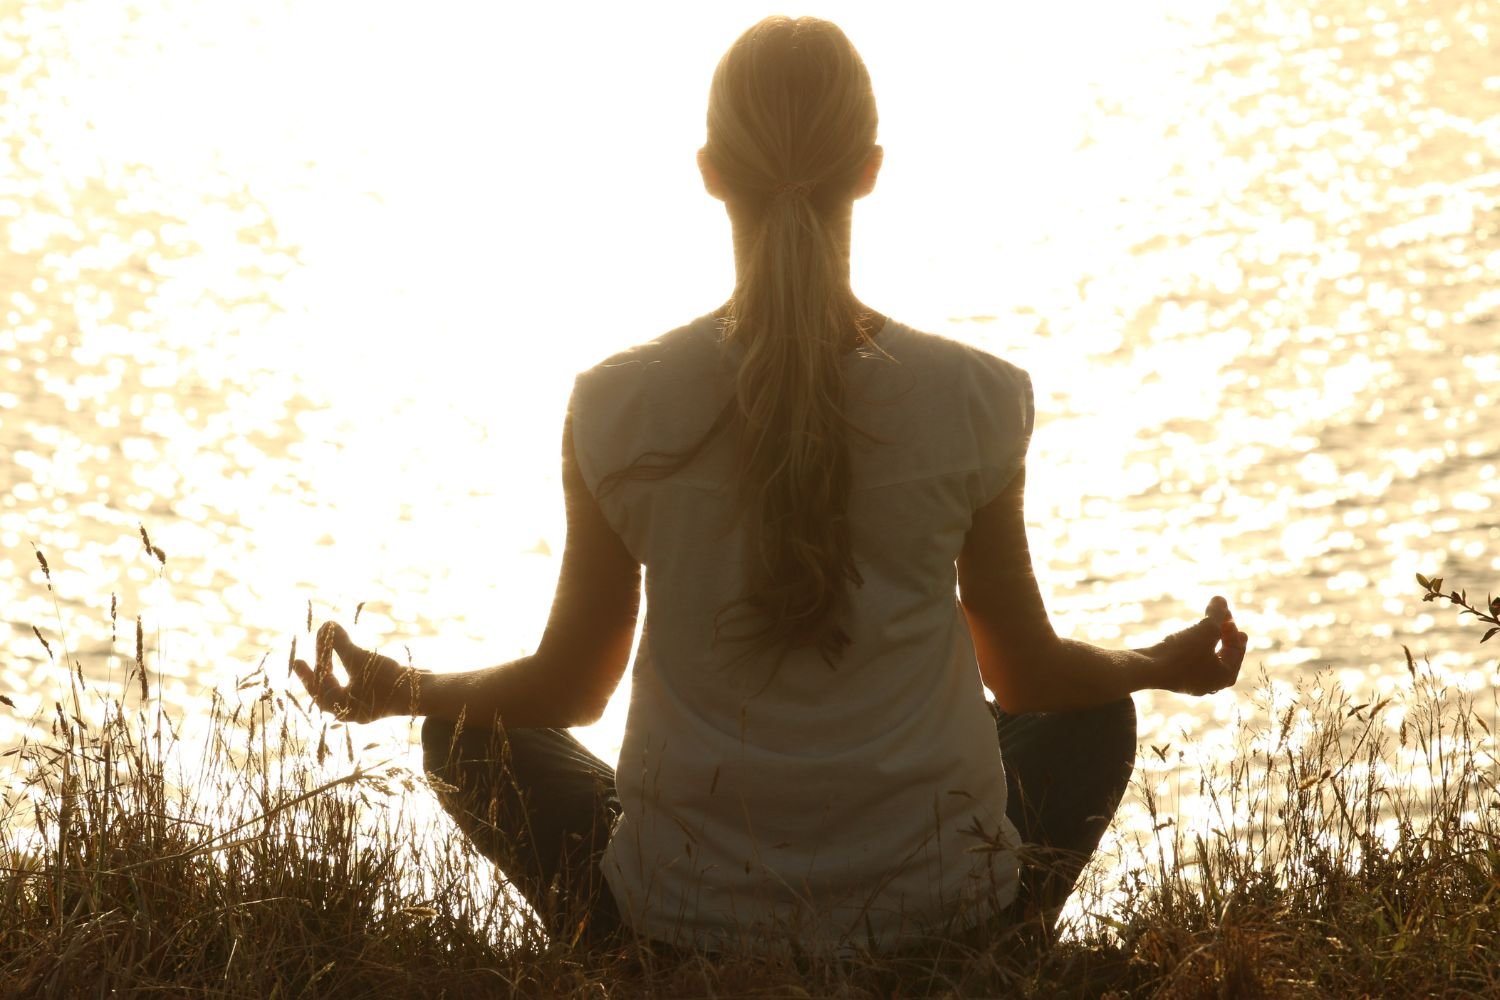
[957,462,1245,714]
[294,416,642,727]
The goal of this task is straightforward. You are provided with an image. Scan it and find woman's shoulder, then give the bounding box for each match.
[881,320,1032,390]
[578,313,720,381]
[571,313,727,428]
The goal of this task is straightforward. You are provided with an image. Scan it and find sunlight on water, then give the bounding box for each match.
[2,0,1498,826]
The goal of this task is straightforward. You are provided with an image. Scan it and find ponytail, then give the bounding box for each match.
[706,17,880,664]
[604,16,880,665]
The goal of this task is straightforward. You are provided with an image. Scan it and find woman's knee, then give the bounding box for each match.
[1091,695,1138,772]
[423,716,516,782]
[1048,696,1137,759]
[421,716,461,773]
[1089,697,1138,803]
[1096,695,1137,744]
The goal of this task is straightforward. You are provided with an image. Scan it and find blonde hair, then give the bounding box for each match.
[705,16,880,664]
[602,16,879,665]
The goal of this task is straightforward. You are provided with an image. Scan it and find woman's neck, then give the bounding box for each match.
[726,201,853,284]
[719,203,881,332]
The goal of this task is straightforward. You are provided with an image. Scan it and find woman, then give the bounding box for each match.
[294,15,1247,953]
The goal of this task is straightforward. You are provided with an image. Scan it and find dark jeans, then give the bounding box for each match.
[421,716,625,946]
[989,697,1137,933]
[421,696,1136,948]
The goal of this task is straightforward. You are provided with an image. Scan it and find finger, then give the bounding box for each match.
[1205,595,1232,625]
[1218,631,1247,678]
[293,658,335,703]
[293,658,323,704]
[1219,617,1240,646]
[1184,615,1220,646]
[293,658,348,712]
[314,622,338,679]
[323,621,371,672]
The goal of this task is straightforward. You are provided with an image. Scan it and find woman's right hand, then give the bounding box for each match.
[1145,596,1248,696]
[292,621,423,723]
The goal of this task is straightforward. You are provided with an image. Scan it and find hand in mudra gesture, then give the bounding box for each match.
[292,622,421,723]
[1148,596,1249,697]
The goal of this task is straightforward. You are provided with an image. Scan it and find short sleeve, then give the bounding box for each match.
[970,355,1035,507]
[567,370,608,499]
[568,359,647,543]
[567,318,735,564]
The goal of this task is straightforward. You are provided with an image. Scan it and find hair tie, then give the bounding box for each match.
[771,181,814,199]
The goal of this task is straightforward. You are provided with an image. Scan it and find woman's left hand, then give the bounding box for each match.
[1145,596,1248,697]
[292,622,421,723]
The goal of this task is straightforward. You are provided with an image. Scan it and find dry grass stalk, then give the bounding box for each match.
[3,550,1497,996]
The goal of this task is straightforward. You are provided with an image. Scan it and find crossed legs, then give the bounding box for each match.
[993,696,1138,934]
[421,717,623,946]
[421,695,1137,947]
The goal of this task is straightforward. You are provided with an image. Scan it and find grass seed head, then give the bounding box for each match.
[32,625,53,661]
[135,616,148,700]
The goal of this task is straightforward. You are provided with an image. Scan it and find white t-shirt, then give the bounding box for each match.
[569,312,1033,951]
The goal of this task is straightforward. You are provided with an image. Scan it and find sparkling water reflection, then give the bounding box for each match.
[2,0,1497,795]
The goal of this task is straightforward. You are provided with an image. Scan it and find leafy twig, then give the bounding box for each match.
[1416,573,1500,647]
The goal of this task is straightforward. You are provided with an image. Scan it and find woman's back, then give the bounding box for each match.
[570,312,1034,948]
[294,12,1246,959]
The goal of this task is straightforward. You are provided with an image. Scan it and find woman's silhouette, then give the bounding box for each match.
[295,15,1247,953]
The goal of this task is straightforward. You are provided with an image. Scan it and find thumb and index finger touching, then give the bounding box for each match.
[291,602,1253,708]
[292,620,369,712]
[316,620,366,669]
[1206,595,1232,626]
[1204,594,1249,678]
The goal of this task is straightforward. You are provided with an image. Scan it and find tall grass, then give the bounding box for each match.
[3,543,1498,997]
[1110,664,1500,997]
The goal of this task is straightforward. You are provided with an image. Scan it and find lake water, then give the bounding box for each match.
[3,0,1498,784]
